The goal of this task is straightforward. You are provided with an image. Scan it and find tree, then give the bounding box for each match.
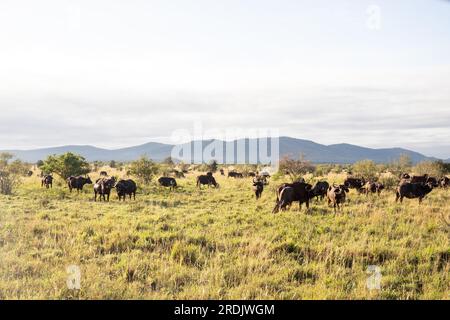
[0,153,22,195]
[278,155,315,182]
[40,152,90,180]
[352,159,378,181]
[109,160,117,168]
[413,161,446,177]
[389,154,412,176]
[36,160,44,168]
[162,157,175,166]
[129,156,159,184]
[207,160,218,173]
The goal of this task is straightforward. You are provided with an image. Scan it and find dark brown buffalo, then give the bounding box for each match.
[220,169,225,176]
[100,171,108,177]
[228,171,243,178]
[396,182,434,204]
[94,177,116,202]
[197,174,219,188]
[27,170,33,177]
[327,185,349,212]
[272,186,295,213]
[344,177,365,189]
[67,176,93,193]
[400,173,411,180]
[41,175,53,189]
[115,179,137,201]
[311,181,329,201]
[158,177,177,190]
[252,178,264,200]
[274,182,313,212]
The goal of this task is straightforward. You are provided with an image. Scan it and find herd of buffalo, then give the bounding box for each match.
[39,170,449,213]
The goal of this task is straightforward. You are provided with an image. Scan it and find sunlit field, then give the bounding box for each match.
[0,169,449,300]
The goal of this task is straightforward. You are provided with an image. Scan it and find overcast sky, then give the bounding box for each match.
[0,0,449,158]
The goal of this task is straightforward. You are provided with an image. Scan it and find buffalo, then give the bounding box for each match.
[396,182,434,204]
[158,177,177,190]
[273,181,313,213]
[41,175,53,189]
[100,171,108,177]
[115,179,137,201]
[439,176,449,188]
[94,177,116,202]
[362,182,385,196]
[252,178,264,200]
[228,171,243,178]
[272,186,295,213]
[344,177,365,189]
[310,181,330,201]
[197,174,219,188]
[327,184,349,212]
[67,176,93,193]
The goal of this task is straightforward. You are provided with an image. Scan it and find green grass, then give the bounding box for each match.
[0,172,449,300]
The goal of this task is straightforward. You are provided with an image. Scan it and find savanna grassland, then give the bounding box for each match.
[0,169,449,300]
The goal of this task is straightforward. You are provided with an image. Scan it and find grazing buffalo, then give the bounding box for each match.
[252,178,264,200]
[171,170,185,178]
[115,179,137,201]
[94,177,116,202]
[100,171,108,177]
[41,175,53,189]
[272,186,295,213]
[247,171,257,177]
[311,181,330,201]
[362,182,385,196]
[197,174,219,188]
[439,176,449,188]
[274,182,313,212]
[344,177,365,189]
[327,185,349,213]
[158,177,177,190]
[67,176,93,193]
[27,170,33,177]
[396,182,434,204]
[220,169,225,176]
[228,171,243,178]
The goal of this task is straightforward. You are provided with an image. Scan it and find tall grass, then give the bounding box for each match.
[0,170,448,299]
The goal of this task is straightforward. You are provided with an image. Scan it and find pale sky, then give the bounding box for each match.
[0,0,449,158]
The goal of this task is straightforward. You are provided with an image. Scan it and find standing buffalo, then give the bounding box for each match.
[273,181,313,213]
[252,178,264,200]
[228,171,243,178]
[158,177,177,190]
[94,177,116,202]
[196,174,219,188]
[100,171,108,177]
[396,182,434,204]
[115,179,137,201]
[344,177,365,189]
[327,185,349,213]
[310,181,330,201]
[272,186,295,213]
[67,176,93,193]
[220,169,225,176]
[41,175,53,189]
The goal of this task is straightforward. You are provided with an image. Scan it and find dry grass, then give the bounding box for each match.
[0,169,449,300]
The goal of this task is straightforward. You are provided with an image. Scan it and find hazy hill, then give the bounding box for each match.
[2,137,438,164]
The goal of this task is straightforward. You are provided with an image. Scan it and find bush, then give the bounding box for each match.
[0,153,24,195]
[352,160,378,181]
[129,156,159,184]
[278,155,315,182]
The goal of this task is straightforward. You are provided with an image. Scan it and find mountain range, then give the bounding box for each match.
[2,137,442,164]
